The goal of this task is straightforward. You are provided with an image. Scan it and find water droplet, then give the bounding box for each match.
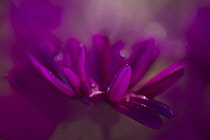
[141,95,147,100]
[107,87,110,92]
[126,98,129,102]
[120,49,129,58]
[142,104,146,107]
[91,83,95,88]
[95,87,99,91]
[54,53,63,61]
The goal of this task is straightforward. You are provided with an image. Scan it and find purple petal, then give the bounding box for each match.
[91,34,112,88]
[108,65,131,103]
[129,39,160,87]
[136,60,186,98]
[114,102,163,129]
[63,68,81,95]
[77,46,92,95]
[11,36,63,80]
[63,39,88,82]
[93,34,109,47]
[36,41,65,79]
[29,54,78,98]
[77,45,87,82]
[57,38,82,75]
[63,52,92,96]
[125,94,175,119]
[64,38,81,70]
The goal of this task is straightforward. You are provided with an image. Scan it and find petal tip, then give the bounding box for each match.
[108,65,132,103]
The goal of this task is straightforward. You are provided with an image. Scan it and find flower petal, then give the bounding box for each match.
[64,38,81,70]
[77,46,92,95]
[108,65,131,103]
[37,41,65,79]
[63,68,81,95]
[114,102,163,129]
[125,94,175,119]
[29,54,78,98]
[91,34,112,88]
[129,39,160,87]
[93,34,110,50]
[136,60,186,98]
[77,45,87,82]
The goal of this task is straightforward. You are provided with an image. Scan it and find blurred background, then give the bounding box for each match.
[0,0,210,140]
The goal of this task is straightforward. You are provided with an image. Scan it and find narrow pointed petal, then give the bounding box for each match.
[35,41,65,80]
[137,60,186,98]
[63,68,81,95]
[76,46,92,95]
[108,65,131,103]
[129,39,160,87]
[29,54,78,98]
[56,38,82,72]
[91,34,112,88]
[125,94,175,119]
[114,102,163,129]
[93,34,110,50]
[63,38,81,71]
[77,45,87,82]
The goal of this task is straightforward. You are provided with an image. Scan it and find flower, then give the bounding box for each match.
[6,2,186,139]
[0,0,189,139]
[23,34,185,129]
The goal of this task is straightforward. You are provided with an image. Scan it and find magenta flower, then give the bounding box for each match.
[24,34,185,129]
